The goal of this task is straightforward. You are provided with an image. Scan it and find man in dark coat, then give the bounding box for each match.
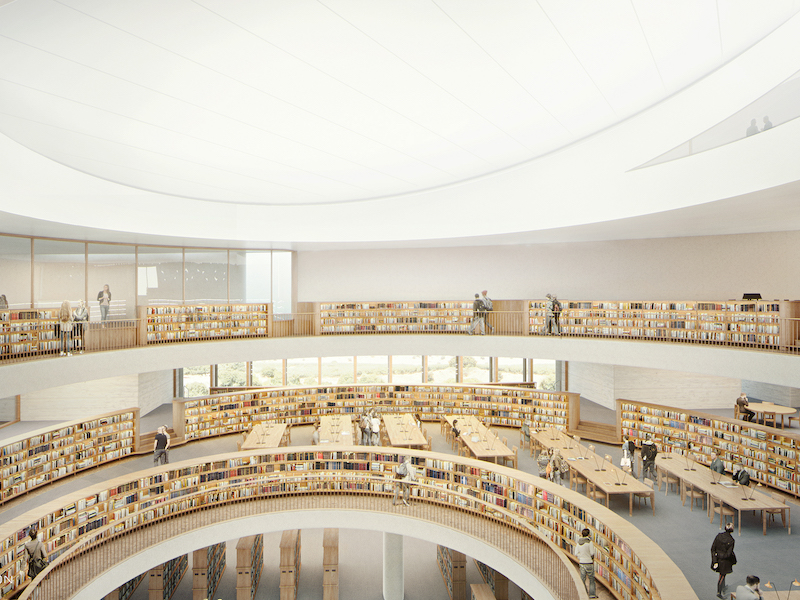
[711,523,736,599]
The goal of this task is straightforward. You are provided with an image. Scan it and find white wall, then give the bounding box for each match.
[20,370,172,421]
[0,396,16,421]
[742,380,800,408]
[296,231,800,301]
[568,362,742,410]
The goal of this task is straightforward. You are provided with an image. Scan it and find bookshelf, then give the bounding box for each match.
[0,309,59,359]
[0,447,693,600]
[530,299,792,347]
[236,535,263,600]
[192,542,226,600]
[618,398,800,497]
[280,530,301,600]
[474,560,507,600]
[149,555,188,600]
[323,528,338,600]
[174,384,577,442]
[319,301,473,334]
[139,303,269,345]
[0,408,139,506]
[437,545,466,600]
[104,572,145,600]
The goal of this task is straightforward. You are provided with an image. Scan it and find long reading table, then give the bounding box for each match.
[318,415,356,447]
[444,415,514,463]
[382,413,427,449]
[240,422,289,450]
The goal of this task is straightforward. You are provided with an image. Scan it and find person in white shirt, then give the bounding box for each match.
[311,423,320,445]
[370,412,381,446]
[393,456,417,506]
[735,575,762,600]
[575,528,598,598]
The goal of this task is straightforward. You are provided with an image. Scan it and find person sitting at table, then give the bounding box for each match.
[735,575,763,600]
[737,392,755,422]
[733,463,751,486]
[709,452,725,474]
[451,419,461,439]
[521,419,532,447]
[311,423,320,445]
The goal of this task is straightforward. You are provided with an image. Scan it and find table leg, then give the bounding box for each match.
[763,509,767,536]
[651,492,655,516]
[739,510,742,536]
[629,493,633,517]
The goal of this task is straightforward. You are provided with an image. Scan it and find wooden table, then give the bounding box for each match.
[318,415,356,446]
[531,429,655,517]
[747,402,797,428]
[760,590,800,600]
[444,415,514,463]
[240,422,289,450]
[655,455,790,535]
[382,413,427,449]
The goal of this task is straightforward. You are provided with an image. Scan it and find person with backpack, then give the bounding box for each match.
[545,294,562,335]
[24,529,47,580]
[641,435,658,480]
[393,456,416,506]
[469,293,487,335]
[481,290,494,333]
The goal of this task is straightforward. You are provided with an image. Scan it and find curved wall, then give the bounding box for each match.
[79,510,557,600]
[3,334,798,398]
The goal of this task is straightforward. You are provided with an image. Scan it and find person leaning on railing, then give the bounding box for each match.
[24,528,47,580]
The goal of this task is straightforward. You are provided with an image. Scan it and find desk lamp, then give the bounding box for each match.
[572,435,580,451]
[613,461,628,486]
[581,443,594,460]
[764,579,800,600]
[710,467,722,485]
[684,448,697,472]
[741,481,760,502]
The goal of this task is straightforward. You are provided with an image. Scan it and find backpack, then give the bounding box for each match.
[552,300,562,313]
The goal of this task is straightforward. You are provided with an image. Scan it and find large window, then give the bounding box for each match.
[184,365,210,397]
[88,244,136,320]
[321,356,353,385]
[533,359,557,390]
[33,239,85,310]
[137,247,183,305]
[497,357,524,383]
[272,251,292,314]
[185,249,228,304]
[0,236,31,309]
[426,356,457,384]
[287,358,318,387]
[462,356,490,384]
[252,359,284,386]
[391,355,423,384]
[217,362,247,387]
[357,356,389,384]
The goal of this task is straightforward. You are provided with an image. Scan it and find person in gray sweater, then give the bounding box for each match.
[575,528,598,598]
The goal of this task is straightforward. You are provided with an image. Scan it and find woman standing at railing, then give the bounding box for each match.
[58,300,74,356]
[97,284,111,324]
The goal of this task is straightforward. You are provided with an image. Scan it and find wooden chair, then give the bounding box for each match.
[440,418,448,436]
[788,414,799,429]
[570,468,588,493]
[660,465,680,496]
[710,496,735,528]
[635,478,654,510]
[587,482,608,505]
[506,446,518,470]
[734,404,742,420]
[682,480,706,511]
[766,492,789,532]
[425,435,432,452]
[451,432,460,452]
[519,429,529,451]
[457,439,468,457]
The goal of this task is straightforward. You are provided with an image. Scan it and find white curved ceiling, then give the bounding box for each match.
[2,0,800,244]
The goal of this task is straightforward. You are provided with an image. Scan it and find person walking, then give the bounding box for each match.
[641,435,658,480]
[469,293,487,335]
[370,411,381,446]
[153,426,170,465]
[24,529,47,580]
[575,528,598,598]
[622,435,637,478]
[481,290,494,333]
[393,456,417,506]
[58,300,74,356]
[73,299,88,353]
[711,522,736,599]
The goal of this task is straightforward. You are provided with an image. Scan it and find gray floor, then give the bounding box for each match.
[2,400,800,600]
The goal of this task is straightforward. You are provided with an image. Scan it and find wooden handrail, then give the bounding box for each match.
[2,447,696,600]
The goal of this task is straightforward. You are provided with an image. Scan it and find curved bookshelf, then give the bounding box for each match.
[8,448,696,600]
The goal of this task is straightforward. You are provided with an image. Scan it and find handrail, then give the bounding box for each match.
[0,447,696,600]
[19,474,587,600]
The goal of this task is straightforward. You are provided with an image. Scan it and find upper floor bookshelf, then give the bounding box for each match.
[0,448,693,600]
[0,309,59,359]
[317,301,473,334]
[617,398,800,498]
[138,304,270,345]
[173,384,578,442]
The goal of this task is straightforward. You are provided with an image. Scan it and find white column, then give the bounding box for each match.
[383,532,404,600]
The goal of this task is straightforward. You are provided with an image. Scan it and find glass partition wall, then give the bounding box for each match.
[0,234,293,319]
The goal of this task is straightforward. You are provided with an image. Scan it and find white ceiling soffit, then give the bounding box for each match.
[2,0,800,245]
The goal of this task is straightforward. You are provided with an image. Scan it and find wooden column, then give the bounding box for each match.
[323,528,339,600]
[280,529,301,600]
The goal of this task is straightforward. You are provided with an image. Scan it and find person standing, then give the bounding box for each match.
[762,116,773,131]
[73,299,88,354]
[711,522,736,599]
[24,529,47,580]
[153,426,170,465]
[735,575,763,600]
[311,423,320,445]
[97,284,112,323]
[575,528,598,598]
[481,290,494,333]
[0,294,8,309]
[622,436,637,479]
[58,300,74,356]
[370,411,381,446]
[641,435,658,480]
[549,448,567,485]
[469,293,487,335]
[737,393,755,422]
[746,118,759,136]
[393,456,416,506]
[545,294,562,335]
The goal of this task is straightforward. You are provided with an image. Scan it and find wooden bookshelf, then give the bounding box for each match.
[437,545,466,600]
[474,560,507,600]
[530,299,793,347]
[323,528,338,600]
[0,408,139,506]
[192,542,226,600]
[0,309,59,359]
[104,572,145,600]
[0,448,695,600]
[149,555,188,600]
[174,384,577,442]
[236,535,263,600]
[319,301,474,334]
[280,530,301,600]
[618,398,800,497]
[139,303,269,345]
